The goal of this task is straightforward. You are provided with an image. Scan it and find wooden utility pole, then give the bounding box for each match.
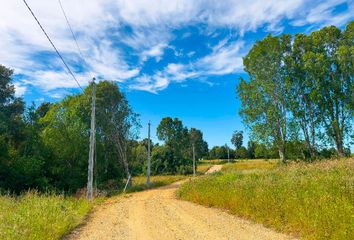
[87,78,96,200]
[227,146,230,162]
[192,143,196,176]
[146,121,151,187]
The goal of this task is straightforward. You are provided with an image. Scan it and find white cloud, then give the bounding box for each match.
[0,0,352,95]
[196,39,244,75]
[141,43,168,62]
[129,39,245,92]
[304,0,354,27]
[13,82,27,97]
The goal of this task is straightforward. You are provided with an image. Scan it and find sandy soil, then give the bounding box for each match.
[67,171,295,240]
[205,164,223,174]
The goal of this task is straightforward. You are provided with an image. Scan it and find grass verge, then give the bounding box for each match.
[178,159,354,240]
[0,192,92,240]
[222,159,278,172]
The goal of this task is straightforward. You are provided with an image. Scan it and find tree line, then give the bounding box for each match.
[237,21,353,162]
[0,67,208,193]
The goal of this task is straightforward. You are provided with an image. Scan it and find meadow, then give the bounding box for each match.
[0,192,92,240]
[178,158,354,240]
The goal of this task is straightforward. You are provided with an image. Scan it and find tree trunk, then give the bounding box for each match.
[335,136,344,158]
[278,145,286,163]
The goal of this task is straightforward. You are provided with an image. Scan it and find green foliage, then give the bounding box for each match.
[189,128,208,158]
[208,145,228,159]
[238,21,354,160]
[154,117,207,175]
[178,159,354,240]
[235,146,248,159]
[0,69,139,193]
[0,192,92,240]
[238,34,291,161]
[231,130,243,149]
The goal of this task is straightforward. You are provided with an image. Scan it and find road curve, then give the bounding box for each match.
[67,178,295,240]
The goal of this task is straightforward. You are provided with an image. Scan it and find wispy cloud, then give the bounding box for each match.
[0,0,352,96]
[129,39,245,92]
[13,82,27,97]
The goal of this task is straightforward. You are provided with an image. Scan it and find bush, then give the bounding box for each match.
[176,165,193,175]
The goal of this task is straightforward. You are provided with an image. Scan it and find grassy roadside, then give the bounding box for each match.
[117,162,215,194]
[178,158,354,240]
[0,174,190,240]
[0,192,92,240]
[222,159,278,172]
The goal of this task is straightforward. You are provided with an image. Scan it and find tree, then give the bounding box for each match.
[231,130,243,150]
[247,141,256,159]
[238,35,291,162]
[40,81,139,191]
[235,146,248,159]
[0,65,25,191]
[155,117,191,174]
[189,128,208,159]
[208,146,228,159]
[286,33,320,159]
[301,23,353,157]
[237,21,354,160]
[93,81,140,181]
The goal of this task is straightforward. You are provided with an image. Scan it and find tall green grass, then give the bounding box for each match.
[222,159,278,172]
[0,192,92,240]
[178,159,354,240]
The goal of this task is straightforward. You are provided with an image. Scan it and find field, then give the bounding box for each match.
[221,159,278,172]
[178,158,354,240]
[0,192,92,240]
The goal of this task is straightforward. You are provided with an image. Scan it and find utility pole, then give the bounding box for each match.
[227,146,230,163]
[192,143,196,176]
[87,78,96,201]
[146,121,151,187]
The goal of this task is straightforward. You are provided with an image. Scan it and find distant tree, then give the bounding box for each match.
[235,146,248,159]
[155,117,191,174]
[189,128,208,159]
[231,130,243,150]
[157,117,189,151]
[247,141,256,159]
[208,146,228,159]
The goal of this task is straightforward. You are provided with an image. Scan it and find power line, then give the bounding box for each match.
[57,0,90,70]
[21,0,83,91]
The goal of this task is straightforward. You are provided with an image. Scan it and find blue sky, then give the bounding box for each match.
[1,0,353,148]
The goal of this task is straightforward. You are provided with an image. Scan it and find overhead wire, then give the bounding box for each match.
[57,0,92,75]
[21,0,83,90]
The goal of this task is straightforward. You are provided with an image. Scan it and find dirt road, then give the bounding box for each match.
[205,164,223,174]
[68,175,295,239]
